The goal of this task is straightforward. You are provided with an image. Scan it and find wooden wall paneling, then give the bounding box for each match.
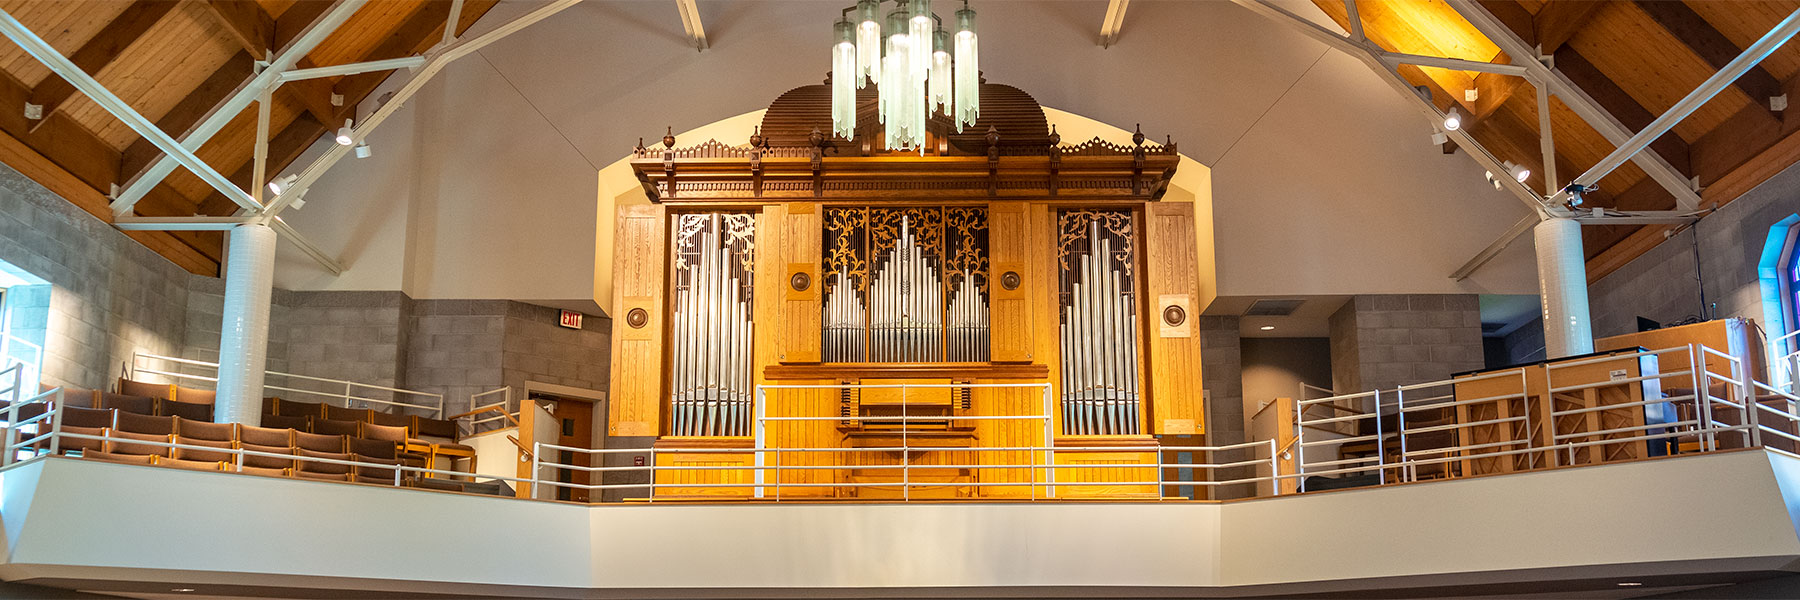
[971,381,1044,497]
[1029,203,1064,437]
[653,439,755,498]
[779,203,822,363]
[1145,202,1202,436]
[989,201,1034,362]
[608,204,667,437]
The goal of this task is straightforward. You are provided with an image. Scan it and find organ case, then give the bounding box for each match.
[618,81,1199,499]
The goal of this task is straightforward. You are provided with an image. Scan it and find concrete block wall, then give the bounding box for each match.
[1328,294,1484,393]
[404,300,507,416]
[1590,159,1800,339]
[1197,315,1247,499]
[500,302,610,396]
[282,291,409,405]
[0,163,191,391]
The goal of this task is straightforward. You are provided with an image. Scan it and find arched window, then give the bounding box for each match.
[1760,214,1800,387]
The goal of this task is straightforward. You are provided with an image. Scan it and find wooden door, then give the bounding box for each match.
[547,396,595,502]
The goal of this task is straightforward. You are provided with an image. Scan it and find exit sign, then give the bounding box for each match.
[559,310,583,329]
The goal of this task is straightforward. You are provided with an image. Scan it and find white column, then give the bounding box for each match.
[1535,217,1594,358]
[215,223,276,425]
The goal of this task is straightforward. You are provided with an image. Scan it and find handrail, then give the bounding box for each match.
[506,435,534,460]
[130,350,445,417]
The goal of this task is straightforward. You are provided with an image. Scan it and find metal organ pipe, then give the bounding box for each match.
[1059,216,1142,436]
[669,213,755,437]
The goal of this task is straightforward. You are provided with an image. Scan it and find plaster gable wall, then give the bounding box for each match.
[277,0,1540,306]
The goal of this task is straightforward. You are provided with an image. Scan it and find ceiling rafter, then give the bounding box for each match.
[1550,47,1692,177]
[1535,0,1602,55]
[676,0,708,52]
[24,0,179,133]
[1101,0,1129,48]
[201,1,341,135]
[1632,0,1784,111]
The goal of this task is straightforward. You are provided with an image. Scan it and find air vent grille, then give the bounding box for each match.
[1244,299,1304,317]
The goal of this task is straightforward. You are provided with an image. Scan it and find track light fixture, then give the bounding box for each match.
[1442,106,1462,131]
[268,174,299,195]
[354,142,372,159]
[335,118,354,146]
[1504,160,1530,183]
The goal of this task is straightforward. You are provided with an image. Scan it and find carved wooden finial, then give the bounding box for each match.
[1048,124,1060,146]
[809,126,826,148]
[985,124,1000,147]
[662,126,676,148]
[635,137,645,153]
[749,126,764,149]
[1132,124,1145,146]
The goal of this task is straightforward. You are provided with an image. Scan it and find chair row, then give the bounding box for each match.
[264,397,459,440]
[40,387,213,421]
[73,428,402,484]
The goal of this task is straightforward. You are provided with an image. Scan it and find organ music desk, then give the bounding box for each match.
[607,81,1204,500]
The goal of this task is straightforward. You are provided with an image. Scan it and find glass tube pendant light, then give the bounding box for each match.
[954,3,978,131]
[829,0,980,146]
[833,17,857,140]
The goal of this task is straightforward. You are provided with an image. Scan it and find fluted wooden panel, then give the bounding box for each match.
[988,201,1033,363]
[608,204,666,437]
[1146,202,1202,436]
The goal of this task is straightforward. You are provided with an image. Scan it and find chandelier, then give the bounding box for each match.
[831,0,978,150]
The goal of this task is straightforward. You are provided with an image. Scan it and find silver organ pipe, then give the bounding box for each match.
[670,213,755,437]
[1059,215,1142,435]
[868,216,945,362]
[946,273,986,362]
[822,207,988,364]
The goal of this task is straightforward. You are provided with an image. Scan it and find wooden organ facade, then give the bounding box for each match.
[609,82,1202,500]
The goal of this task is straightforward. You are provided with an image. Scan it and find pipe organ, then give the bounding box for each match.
[611,81,1203,500]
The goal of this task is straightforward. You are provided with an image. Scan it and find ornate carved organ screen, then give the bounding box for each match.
[1058,209,1142,435]
[669,212,756,437]
[822,207,990,363]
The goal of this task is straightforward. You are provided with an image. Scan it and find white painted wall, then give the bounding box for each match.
[273,0,1540,308]
[3,451,1799,596]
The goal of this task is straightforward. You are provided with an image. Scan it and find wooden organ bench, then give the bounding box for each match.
[607,81,1207,501]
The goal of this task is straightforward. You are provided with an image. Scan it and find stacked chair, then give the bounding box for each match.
[11,379,493,495]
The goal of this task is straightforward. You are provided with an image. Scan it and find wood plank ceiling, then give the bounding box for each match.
[0,0,498,276]
[1313,0,1800,282]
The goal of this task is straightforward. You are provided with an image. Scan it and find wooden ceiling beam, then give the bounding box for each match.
[202,0,339,129]
[1476,0,1535,47]
[25,0,180,133]
[120,52,255,181]
[1550,46,1692,175]
[203,0,273,59]
[1534,0,1602,55]
[1631,0,1784,110]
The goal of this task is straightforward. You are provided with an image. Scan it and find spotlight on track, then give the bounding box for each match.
[335,119,355,146]
[354,142,372,159]
[1442,106,1462,131]
[1504,160,1530,183]
[268,174,299,195]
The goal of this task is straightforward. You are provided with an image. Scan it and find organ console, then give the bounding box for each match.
[608,81,1202,499]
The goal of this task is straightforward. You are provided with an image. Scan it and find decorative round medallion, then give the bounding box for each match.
[1000,271,1021,291]
[626,308,649,329]
[791,272,812,292]
[1162,305,1186,327]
